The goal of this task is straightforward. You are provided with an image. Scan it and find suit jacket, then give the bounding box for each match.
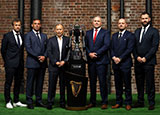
[47,36,70,71]
[111,30,135,69]
[85,28,110,65]
[1,31,24,68]
[133,26,159,66]
[25,31,48,68]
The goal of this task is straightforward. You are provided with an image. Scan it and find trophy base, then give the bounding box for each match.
[66,106,88,111]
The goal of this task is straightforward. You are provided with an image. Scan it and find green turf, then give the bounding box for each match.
[0,93,160,115]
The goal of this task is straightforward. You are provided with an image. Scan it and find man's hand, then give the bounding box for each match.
[137,56,143,63]
[38,56,45,62]
[112,56,121,64]
[56,61,65,67]
[89,52,97,59]
[142,57,146,63]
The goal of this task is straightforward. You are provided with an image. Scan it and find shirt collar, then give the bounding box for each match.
[94,27,101,32]
[12,30,20,35]
[142,24,150,30]
[32,29,40,35]
[119,29,126,35]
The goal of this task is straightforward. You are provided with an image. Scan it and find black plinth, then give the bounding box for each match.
[65,71,88,110]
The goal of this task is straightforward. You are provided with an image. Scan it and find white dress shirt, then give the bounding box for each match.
[57,36,63,61]
[13,30,22,46]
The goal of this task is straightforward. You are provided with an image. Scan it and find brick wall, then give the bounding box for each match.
[0,0,160,94]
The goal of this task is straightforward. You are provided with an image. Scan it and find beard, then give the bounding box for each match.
[142,21,150,27]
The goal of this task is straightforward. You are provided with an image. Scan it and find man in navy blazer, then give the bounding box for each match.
[111,18,135,110]
[133,12,159,110]
[1,19,27,109]
[25,19,48,109]
[85,16,110,109]
[46,24,70,110]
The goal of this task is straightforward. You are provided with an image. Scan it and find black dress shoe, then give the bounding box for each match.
[47,104,52,110]
[133,102,144,108]
[27,104,34,109]
[36,102,46,108]
[60,104,65,108]
[148,105,155,110]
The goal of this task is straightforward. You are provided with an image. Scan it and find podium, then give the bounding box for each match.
[65,71,88,110]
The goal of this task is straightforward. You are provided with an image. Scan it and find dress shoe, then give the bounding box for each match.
[6,101,13,109]
[125,105,131,110]
[101,104,107,109]
[47,104,52,110]
[36,102,46,108]
[13,101,27,107]
[87,104,96,108]
[133,102,144,108]
[27,104,34,109]
[148,105,155,110]
[60,104,65,108]
[112,104,122,109]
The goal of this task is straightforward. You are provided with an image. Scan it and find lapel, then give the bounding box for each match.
[136,28,141,43]
[31,31,42,47]
[141,26,151,43]
[55,36,60,54]
[11,31,20,48]
[90,29,94,44]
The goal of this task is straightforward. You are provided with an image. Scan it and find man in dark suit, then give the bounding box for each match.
[46,24,70,110]
[25,19,48,109]
[85,16,110,109]
[133,12,159,110]
[1,18,27,109]
[111,18,135,110]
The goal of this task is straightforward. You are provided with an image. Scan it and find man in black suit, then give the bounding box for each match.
[1,19,27,109]
[111,18,135,110]
[133,12,159,110]
[85,16,110,109]
[25,19,48,109]
[47,24,70,110]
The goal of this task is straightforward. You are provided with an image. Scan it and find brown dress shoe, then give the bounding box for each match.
[148,105,155,110]
[101,104,107,109]
[126,105,131,110]
[112,104,122,109]
[87,104,95,108]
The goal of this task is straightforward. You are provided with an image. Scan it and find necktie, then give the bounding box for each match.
[139,27,146,43]
[36,33,41,44]
[16,34,20,47]
[119,32,122,38]
[93,29,98,44]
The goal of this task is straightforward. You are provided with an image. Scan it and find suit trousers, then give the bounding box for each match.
[4,66,23,103]
[135,64,155,106]
[26,68,46,104]
[47,68,65,106]
[113,67,132,105]
[88,63,108,105]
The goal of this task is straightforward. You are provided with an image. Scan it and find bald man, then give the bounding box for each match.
[85,16,110,109]
[111,18,135,110]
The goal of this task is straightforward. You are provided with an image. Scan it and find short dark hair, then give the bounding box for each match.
[12,18,21,26]
[141,12,151,18]
[32,18,41,24]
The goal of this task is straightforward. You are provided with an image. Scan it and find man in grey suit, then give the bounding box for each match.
[133,12,159,110]
[25,19,48,109]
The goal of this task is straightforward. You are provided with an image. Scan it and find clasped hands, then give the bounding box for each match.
[137,56,146,63]
[112,56,121,64]
[89,52,97,59]
[38,56,45,62]
[56,61,65,67]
